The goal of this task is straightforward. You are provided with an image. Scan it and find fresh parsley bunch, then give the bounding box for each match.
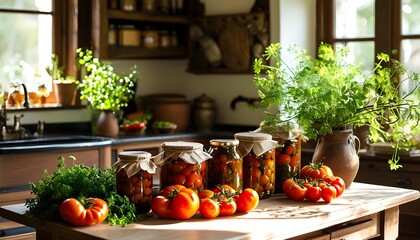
[26,156,138,226]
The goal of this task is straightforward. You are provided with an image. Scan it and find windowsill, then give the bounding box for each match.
[5,104,87,112]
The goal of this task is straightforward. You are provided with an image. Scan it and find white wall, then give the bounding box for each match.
[12,0,316,128]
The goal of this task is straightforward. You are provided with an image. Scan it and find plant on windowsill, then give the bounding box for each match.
[76,48,138,137]
[253,42,420,185]
[45,53,79,106]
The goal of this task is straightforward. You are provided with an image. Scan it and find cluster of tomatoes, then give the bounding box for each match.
[151,184,259,219]
[282,163,345,203]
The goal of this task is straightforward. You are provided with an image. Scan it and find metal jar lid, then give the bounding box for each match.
[194,94,215,109]
[161,141,204,151]
[210,139,239,146]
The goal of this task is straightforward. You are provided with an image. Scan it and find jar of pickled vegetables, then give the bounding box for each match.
[113,151,157,214]
[154,141,212,192]
[258,123,304,193]
[234,132,278,199]
[208,139,243,192]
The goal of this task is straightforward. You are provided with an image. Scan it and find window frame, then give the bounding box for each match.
[316,0,403,61]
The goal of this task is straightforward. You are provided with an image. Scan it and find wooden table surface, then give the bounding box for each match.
[0,183,419,240]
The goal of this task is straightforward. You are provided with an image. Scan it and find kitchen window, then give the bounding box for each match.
[317,0,420,93]
[0,0,78,107]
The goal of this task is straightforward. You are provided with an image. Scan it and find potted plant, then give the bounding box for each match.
[253,42,420,186]
[45,53,79,106]
[76,48,138,137]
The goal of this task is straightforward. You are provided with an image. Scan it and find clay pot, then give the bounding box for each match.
[140,94,191,132]
[55,82,77,106]
[96,111,119,137]
[312,129,360,188]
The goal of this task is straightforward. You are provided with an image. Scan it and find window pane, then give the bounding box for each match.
[401,39,420,94]
[0,0,51,12]
[335,0,375,38]
[335,41,375,72]
[402,0,420,35]
[0,12,52,93]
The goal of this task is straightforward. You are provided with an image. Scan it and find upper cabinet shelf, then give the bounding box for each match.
[91,0,194,60]
[107,9,190,24]
[90,0,270,74]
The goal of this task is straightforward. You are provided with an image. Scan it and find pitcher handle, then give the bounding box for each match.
[351,135,360,154]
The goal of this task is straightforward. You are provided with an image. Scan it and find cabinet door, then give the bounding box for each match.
[0,148,101,204]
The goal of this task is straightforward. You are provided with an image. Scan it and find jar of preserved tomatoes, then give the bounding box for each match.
[155,141,212,192]
[258,122,305,193]
[234,132,278,199]
[113,151,157,214]
[208,139,243,192]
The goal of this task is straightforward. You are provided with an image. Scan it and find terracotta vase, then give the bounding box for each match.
[95,111,119,137]
[312,129,360,188]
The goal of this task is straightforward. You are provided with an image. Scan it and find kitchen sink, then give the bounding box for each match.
[0,135,112,153]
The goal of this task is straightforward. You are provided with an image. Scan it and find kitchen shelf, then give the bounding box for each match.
[91,0,193,60]
[107,10,190,24]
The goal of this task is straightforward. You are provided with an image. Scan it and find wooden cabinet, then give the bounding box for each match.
[90,0,270,75]
[0,145,111,239]
[355,152,420,239]
[91,0,194,59]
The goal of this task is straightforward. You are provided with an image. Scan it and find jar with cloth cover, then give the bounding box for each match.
[234,132,278,199]
[257,122,305,193]
[154,141,212,192]
[113,151,157,214]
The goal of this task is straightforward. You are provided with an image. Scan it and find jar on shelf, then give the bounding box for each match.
[119,25,141,47]
[159,30,172,47]
[208,139,243,192]
[258,122,305,193]
[142,28,159,48]
[234,132,278,199]
[120,0,137,11]
[113,151,157,214]
[154,141,212,192]
[142,0,157,13]
[108,24,118,45]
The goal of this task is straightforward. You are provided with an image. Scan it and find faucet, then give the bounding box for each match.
[230,95,261,110]
[21,83,30,108]
[0,103,7,129]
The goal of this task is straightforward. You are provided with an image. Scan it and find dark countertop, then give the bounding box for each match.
[0,126,247,154]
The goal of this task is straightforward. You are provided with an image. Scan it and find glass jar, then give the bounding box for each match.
[208,139,243,193]
[258,123,304,193]
[235,132,278,199]
[120,0,137,11]
[142,28,159,48]
[155,141,212,192]
[113,151,157,214]
[274,134,303,193]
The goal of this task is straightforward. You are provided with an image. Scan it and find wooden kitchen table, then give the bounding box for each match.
[0,183,418,240]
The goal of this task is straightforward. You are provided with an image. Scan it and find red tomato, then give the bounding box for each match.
[213,184,236,196]
[151,185,200,219]
[282,178,307,201]
[305,184,322,202]
[59,198,108,226]
[219,200,237,216]
[199,198,220,219]
[198,189,215,200]
[324,176,346,197]
[234,188,259,212]
[300,162,334,180]
[321,185,337,203]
